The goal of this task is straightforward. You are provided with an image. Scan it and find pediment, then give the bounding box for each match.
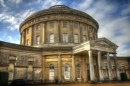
[90,37,118,49]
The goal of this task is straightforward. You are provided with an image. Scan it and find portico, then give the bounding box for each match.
[73,37,120,82]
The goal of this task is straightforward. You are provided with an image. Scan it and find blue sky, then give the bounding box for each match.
[0,0,130,56]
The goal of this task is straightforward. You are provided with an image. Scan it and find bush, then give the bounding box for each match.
[120,73,128,81]
[0,72,9,86]
[11,79,26,86]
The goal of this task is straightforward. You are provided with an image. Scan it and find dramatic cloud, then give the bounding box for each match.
[0,0,129,56]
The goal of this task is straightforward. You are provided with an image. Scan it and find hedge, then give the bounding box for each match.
[0,72,9,86]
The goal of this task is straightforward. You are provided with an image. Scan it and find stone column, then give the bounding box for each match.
[98,51,104,81]
[107,52,113,80]
[42,55,45,81]
[113,53,121,80]
[31,25,34,46]
[72,55,75,81]
[58,55,61,82]
[83,57,87,82]
[43,22,46,44]
[27,57,34,80]
[80,23,83,43]
[57,20,60,43]
[88,50,95,81]
[70,21,73,43]
[20,33,22,44]
[8,55,16,81]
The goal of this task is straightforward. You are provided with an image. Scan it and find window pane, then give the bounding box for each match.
[63,22,67,28]
[77,64,81,78]
[36,36,40,44]
[74,23,78,28]
[74,34,78,43]
[37,25,40,30]
[50,64,54,80]
[50,34,54,43]
[63,33,68,42]
[64,64,70,79]
[50,22,54,28]
[83,35,86,42]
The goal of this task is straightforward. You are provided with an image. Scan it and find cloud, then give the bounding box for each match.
[0,8,35,31]
[73,0,130,56]
[0,0,6,7]
[9,0,22,4]
[8,36,19,44]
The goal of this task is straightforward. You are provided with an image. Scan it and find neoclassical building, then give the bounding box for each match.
[0,5,130,83]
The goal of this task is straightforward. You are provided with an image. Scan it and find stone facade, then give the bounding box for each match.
[0,5,130,83]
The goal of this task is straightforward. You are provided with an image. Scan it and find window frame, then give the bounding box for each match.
[50,22,54,28]
[63,33,68,43]
[36,36,40,45]
[63,22,67,28]
[49,64,54,80]
[77,64,81,79]
[50,33,54,43]
[83,35,87,42]
[36,25,40,30]
[74,23,78,28]
[74,34,78,43]
[64,64,70,79]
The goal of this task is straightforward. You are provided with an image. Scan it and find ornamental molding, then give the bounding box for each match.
[73,37,117,54]
[20,14,98,32]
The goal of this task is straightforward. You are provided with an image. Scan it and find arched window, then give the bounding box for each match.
[64,64,70,79]
[36,36,40,44]
[77,64,81,79]
[83,35,87,42]
[50,34,54,43]
[74,34,78,43]
[49,64,54,80]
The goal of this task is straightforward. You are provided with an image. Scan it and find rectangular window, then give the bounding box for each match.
[50,34,54,43]
[63,22,67,28]
[36,36,40,44]
[63,33,68,43]
[74,23,78,28]
[83,35,87,42]
[36,25,40,30]
[74,34,78,43]
[27,28,30,34]
[50,22,54,28]
[82,25,86,30]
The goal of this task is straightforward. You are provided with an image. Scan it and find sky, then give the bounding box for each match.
[0,0,130,56]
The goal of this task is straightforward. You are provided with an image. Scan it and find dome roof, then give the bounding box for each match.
[20,5,99,29]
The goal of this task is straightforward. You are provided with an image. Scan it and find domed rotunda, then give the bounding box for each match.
[0,5,122,83]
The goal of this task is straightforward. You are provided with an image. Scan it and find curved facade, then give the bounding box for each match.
[19,5,98,47]
[1,5,130,84]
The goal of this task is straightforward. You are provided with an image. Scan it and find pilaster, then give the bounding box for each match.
[72,55,75,81]
[8,55,16,81]
[27,57,34,80]
[58,54,61,82]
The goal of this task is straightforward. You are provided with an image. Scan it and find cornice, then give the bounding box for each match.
[19,5,99,31]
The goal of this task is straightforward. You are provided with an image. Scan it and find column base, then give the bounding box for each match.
[88,80,97,84]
